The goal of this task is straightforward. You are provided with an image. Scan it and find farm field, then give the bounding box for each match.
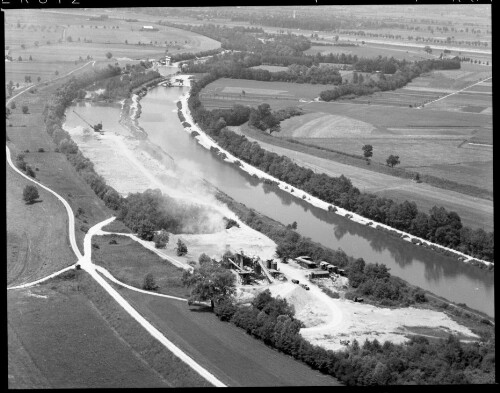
[304,43,437,62]
[200,71,492,200]
[199,78,328,110]
[117,286,341,387]
[7,276,172,388]
[250,65,289,72]
[228,126,493,231]
[5,9,220,85]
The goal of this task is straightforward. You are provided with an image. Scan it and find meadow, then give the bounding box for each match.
[5,9,220,86]
[92,235,190,298]
[7,274,174,388]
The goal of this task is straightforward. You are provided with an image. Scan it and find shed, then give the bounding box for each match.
[295,257,317,269]
[320,261,329,270]
[310,270,330,279]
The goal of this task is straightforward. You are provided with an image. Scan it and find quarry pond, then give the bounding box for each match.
[63,85,494,318]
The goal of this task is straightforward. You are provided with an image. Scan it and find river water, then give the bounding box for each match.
[65,84,494,317]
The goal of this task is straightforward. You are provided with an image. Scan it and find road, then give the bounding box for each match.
[5,145,225,387]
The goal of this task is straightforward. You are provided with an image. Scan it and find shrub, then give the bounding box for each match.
[109,239,118,245]
[154,229,169,249]
[143,272,158,291]
[176,239,188,256]
[23,185,39,204]
[22,105,29,114]
[191,131,200,137]
[25,165,36,178]
[214,298,237,321]
[80,224,89,233]
[10,102,16,109]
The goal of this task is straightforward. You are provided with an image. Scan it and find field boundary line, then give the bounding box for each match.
[421,76,492,108]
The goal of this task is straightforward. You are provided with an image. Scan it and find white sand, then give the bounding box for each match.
[240,260,479,352]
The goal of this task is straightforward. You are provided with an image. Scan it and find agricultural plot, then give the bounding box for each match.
[249,65,289,72]
[304,43,436,62]
[199,78,328,110]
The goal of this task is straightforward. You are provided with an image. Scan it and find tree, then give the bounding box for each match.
[137,220,155,241]
[37,76,41,83]
[424,45,432,54]
[362,144,373,159]
[29,55,32,61]
[22,105,29,114]
[18,56,22,61]
[176,239,188,256]
[10,101,16,110]
[55,70,59,76]
[143,272,159,291]
[182,259,236,309]
[153,229,169,248]
[105,51,113,59]
[23,185,39,204]
[386,155,400,167]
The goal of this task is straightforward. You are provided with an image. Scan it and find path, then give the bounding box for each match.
[421,76,492,108]
[6,146,225,387]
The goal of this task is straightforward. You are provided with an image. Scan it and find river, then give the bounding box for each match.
[64,84,494,317]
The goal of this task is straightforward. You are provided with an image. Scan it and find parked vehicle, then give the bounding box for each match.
[291,279,299,284]
[300,283,310,290]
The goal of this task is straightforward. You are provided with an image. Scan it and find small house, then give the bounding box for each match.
[327,265,338,273]
[320,261,329,270]
[141,25,159,31]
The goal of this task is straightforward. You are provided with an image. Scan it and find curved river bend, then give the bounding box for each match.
[65,85,494,317]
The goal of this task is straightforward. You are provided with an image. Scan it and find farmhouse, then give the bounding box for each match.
[141,25,159,31]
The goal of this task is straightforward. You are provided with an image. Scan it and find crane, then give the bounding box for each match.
[72,110,103,133]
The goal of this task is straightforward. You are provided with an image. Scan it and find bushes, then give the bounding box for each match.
[143,273,158,291]
[176,239,188,256]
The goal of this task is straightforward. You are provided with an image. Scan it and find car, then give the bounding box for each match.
[300,284,310,290]
[291,279,299,284]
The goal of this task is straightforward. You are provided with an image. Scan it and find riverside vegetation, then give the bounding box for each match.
[183,54,493,264]
[39,61,494,386]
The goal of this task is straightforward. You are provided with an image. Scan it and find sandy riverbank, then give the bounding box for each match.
[236,260,479,352]
[174,73,492,269]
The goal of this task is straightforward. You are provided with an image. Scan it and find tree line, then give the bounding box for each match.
[209,288,494,385]
[187,70,493,262]
[320,58,461,102]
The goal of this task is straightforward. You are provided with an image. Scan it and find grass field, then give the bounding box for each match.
[92,235,190,298]
[7,273,174,388]
[304,43,437,62]
[6,164,75,287]
[117,286,341,386]
[199,77,328,110]
[250,65,289,72]
[230,124,493,231]
[5,9,220,85]
[6,76,115,255]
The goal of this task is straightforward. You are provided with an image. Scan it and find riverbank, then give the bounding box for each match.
[175,74,493,270]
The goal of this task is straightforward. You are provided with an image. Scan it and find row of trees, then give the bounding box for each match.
[205,287,494,384]
[187,71,493,261]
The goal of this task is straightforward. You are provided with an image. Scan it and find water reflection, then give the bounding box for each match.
[129,86,495,316]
